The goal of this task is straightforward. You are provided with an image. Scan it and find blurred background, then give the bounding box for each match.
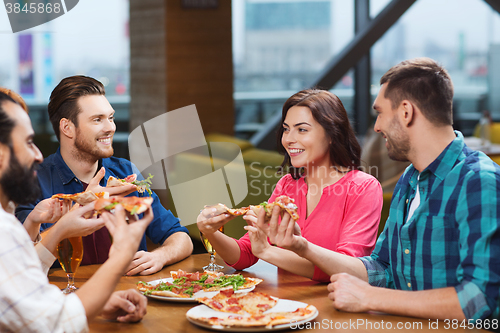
[1,0,499,156]
[3,0,500,242]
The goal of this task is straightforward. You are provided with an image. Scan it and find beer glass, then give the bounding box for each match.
[200,226,224,271]
[56,236,84,294]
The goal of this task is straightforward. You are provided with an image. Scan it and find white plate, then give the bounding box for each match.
[186,299,319,332]
[141,278,256,303]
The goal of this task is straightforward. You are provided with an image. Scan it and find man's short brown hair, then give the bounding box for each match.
[380,57,454,126]
[48,76,105,141]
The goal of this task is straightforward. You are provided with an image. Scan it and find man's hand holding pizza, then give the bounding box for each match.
[88,167,137,197]
[23,198,72,241]
[40,203,106,256]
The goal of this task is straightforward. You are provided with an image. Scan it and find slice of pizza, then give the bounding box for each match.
[194,314,271,328]
[196,289,248,314]
[52,189,106,206]
[137,280,202,298]
[169,269,262,292]
[189,301,316,328]
[170,269,224,281]
[196,290,277,315]
[237,292,278,314]
[266,305,318,326]
[250,195,299,221]
[202,274,263,292]
[205,203,250,216]
[106,173,154,196]
[94,196,153,215]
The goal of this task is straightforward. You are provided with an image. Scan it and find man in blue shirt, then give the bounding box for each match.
[257,58,500,321]
[16,75,193,276]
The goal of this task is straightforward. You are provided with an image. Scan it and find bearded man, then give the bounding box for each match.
[16,76,192,276]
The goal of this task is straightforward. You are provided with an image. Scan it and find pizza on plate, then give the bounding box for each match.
[137,269,262,298]
[196,289,277,315]
[189,290,317,328]
[190,306,317,328]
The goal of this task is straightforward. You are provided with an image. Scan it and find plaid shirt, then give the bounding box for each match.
[360,131,500,320]
[0,206,88,332]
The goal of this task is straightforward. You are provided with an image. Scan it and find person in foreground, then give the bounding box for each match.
[198,89,382,282]
[0,92,152,332]
[0,86,109,275]
[16,75,193,276]
[261,58,500,321]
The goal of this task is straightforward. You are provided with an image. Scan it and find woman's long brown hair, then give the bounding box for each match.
[277,89,361,179]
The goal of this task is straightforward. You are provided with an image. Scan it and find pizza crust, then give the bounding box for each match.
[106,176,127,187]
[187,303,318,328]
[51,190,99,206]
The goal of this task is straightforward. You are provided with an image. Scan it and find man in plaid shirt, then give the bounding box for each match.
[259,58,500,322]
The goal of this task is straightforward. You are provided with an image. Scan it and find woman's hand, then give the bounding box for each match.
[257,204,307,256]
[244,222,271,259]
[242,209,257,226]
[196,204,236,235]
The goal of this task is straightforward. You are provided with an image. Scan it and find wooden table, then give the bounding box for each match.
[48,254,487,332]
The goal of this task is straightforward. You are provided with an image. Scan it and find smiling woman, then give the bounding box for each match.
[197,89,383,282]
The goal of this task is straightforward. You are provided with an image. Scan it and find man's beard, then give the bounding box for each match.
[386,117,410,162]
[74,128,114,162]
[0,150,41,205]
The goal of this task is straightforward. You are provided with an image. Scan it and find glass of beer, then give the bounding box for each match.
[56,236,84,294]
[200,226,224,271]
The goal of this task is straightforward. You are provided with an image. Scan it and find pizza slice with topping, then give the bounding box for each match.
[52,190,109,206]
[94,196,153,215]
[191,304,317,328]
[250,195,299,221]
[196,289,277,315]
[137,270,262,298]
[107,173,154,196]
[205,203,250,216]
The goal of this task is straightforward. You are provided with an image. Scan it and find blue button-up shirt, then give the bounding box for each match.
[16,148,188,255]
[360,131,500,320]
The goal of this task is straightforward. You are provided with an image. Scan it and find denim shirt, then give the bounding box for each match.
[16,148,188,262]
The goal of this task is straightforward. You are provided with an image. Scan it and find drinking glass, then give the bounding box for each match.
[200,226,224,271]
[56,236,84,294]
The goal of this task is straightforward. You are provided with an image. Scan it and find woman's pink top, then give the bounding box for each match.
[228,170,383,282]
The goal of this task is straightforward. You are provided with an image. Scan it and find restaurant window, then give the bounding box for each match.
[234,0,500,140]
[0,0,130,156]
[233,0,356,140]
[371,0,500,135]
